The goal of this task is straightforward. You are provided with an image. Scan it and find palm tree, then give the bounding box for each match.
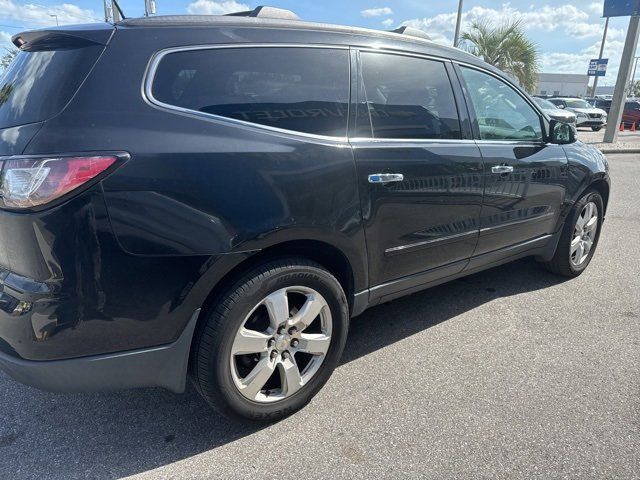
[461,20,540,93]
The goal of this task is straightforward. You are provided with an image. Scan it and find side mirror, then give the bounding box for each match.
[549,119,576,144]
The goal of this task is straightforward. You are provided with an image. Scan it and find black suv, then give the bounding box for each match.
[0,7,610,421]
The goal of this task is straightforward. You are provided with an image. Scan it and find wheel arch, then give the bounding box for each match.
[588,178,610,216]
[198,239,358,323]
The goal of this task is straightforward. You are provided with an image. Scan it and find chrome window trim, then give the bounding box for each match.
[350,138,476,145]
[142,43,351,143]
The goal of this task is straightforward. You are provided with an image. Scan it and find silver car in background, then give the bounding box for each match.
[547,97,607,131]
[533,97,577,125]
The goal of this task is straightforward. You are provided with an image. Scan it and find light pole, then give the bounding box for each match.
[591,16,609,97]
[453,0,464,48]
[50,14,59,26]
[630,56,640,92]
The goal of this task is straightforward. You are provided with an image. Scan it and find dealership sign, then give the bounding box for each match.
[603,0,640,17]
[588,59,609,76]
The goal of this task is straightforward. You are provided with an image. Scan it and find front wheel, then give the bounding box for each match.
[591,126,602,132]
[190,258,349,421]
[543,189,604,277]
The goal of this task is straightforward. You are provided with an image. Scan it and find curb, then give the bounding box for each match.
[597,148,640,154]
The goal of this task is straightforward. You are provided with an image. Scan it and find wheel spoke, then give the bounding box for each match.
[574,242,584,262]
[575,211,586,229]
[585,214,597,231]
[289,293,326,331]
[583,237,593,255]
[571,235,581,254]
[232,328,270,355]
[263,288,290,330]
[298,333,331,355]
[281,357,303,396]
[240,356,276,399]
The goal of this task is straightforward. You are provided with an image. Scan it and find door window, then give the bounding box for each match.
[460,67,542,141]
[151,47,349,137]
[357,52,462,139]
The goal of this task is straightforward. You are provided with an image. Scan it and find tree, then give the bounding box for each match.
[631,80,640,98]
[460,20,540,93]
[1,48,19,73]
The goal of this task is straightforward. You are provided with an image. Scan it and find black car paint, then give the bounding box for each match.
[0,19,610,392]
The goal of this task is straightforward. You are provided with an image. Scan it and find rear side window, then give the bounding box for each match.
[0,46,103,129]
[357,52,461,139]
[151,47,350,137]
[459,67,542,141]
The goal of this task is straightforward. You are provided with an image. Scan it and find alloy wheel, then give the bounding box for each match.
[229,286,332,403]
[570,201,598,267]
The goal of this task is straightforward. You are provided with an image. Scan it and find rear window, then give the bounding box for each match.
[356,52,461,140]
[0,45,103,129]
[151,47,350,137]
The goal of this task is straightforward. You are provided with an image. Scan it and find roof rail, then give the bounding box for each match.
[390,26,431,41]
[226,6,300,21]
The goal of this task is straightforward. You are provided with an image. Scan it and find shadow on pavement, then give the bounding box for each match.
[0,258,567,479]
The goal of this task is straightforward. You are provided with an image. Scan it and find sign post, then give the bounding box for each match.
[604,10,640,143]
[602,1,640,143]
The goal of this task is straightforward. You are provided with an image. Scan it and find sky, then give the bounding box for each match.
[0,0,638,86]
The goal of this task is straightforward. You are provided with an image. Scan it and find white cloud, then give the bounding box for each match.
[0,0,98,25]
[381,18,394,28]
[402,4,613,46]
[186,0,249,15]
[589,1,604,15]
[361,7,393,18]
[400,4,625,84]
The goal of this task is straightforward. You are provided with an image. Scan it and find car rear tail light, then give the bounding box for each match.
[0,155,117,209]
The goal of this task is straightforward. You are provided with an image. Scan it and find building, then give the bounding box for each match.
[536,73,589,97]
[594,85,615,97]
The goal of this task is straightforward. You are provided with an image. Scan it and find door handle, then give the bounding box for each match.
[491,165,514,174]
[368,173,404,184]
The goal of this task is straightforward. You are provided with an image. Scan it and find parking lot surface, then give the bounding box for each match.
[1,154,638,480]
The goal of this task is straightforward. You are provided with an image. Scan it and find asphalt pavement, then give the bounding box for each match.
[1,153,638,479]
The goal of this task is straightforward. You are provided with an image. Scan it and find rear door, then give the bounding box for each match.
[351,50,484,294]
[455,65,568,256]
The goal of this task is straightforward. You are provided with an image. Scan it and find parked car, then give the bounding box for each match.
[547,97,607,131]
[0,7,610,421]
[590,98,640,127]
[532,97,577,124]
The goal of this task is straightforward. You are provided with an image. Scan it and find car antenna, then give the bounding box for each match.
[112,0,126,20]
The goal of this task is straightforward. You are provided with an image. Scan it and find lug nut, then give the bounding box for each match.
[268,338,275,347]
[270,350,278,359]
[282,351,291,360]
[291,339,299,348]
[288,326,297,335]
[277,326,286,335]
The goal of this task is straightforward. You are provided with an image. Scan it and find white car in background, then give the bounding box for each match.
[547,98,608,131]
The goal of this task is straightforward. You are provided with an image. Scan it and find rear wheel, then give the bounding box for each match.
[191,258,349,421]
[543,189,603,277]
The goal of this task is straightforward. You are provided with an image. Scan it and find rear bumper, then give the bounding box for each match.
[0,309,200,393]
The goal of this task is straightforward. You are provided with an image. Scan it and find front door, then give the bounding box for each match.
[455,65,568,256]
[352,51,484,295]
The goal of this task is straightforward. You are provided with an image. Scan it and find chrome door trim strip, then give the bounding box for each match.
[479,211,556,234]
[385,230,477,256]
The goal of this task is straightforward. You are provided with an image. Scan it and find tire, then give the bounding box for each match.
[190,257,349,422]
[591,126,602,132]
[543,189,604,277]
